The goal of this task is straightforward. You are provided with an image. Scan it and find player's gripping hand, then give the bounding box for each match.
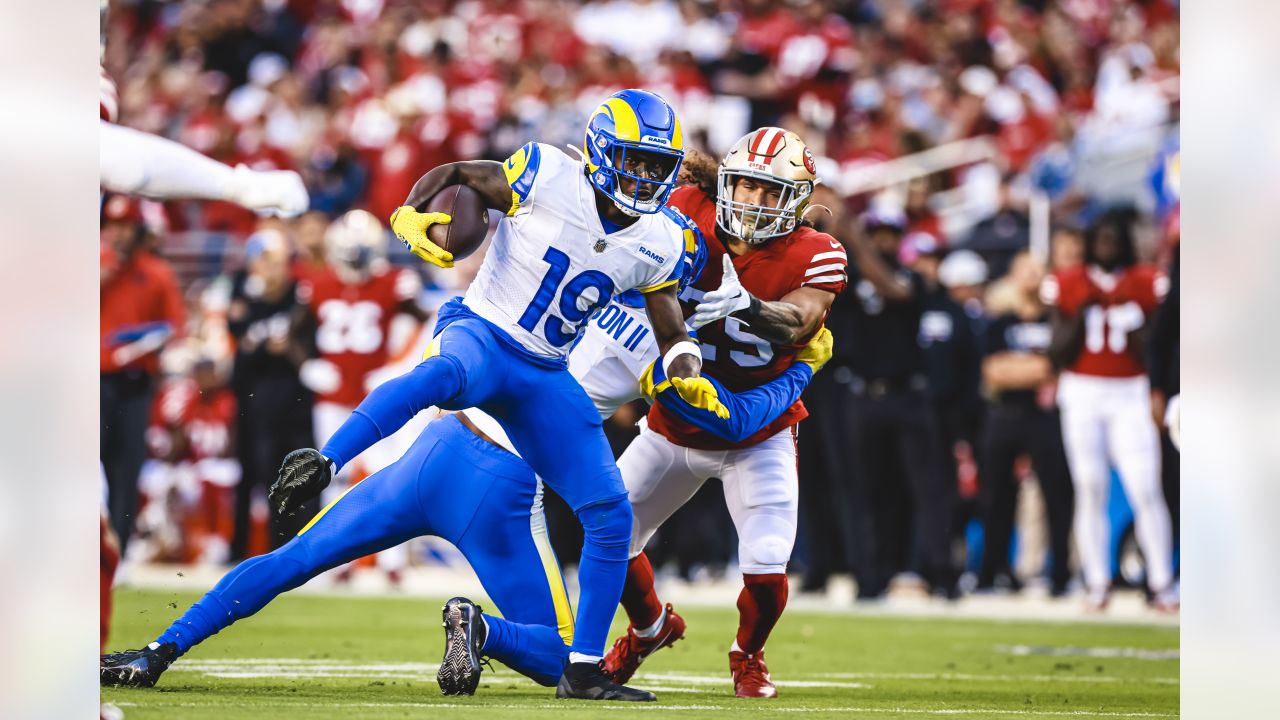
[691,255,753,329]
[270,448,333,515]
[795,326,834,373]
[228,164,310,218]
[390,205,454,268]
[670,376,730,419]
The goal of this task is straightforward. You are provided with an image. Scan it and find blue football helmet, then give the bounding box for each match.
[584,89,684,216]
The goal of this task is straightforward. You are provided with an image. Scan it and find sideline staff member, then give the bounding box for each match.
[979,251,1073,595]
[834,207,956,599]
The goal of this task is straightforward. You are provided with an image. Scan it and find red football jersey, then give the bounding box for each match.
[299,266,422,406]
[146,378,237,461]
[648,186,849,450]
[1042,263,1167,378]
[183,389,237,461]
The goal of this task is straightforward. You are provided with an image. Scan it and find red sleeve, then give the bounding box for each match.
[1043,269,1085,316]
[667,185,710,216]
[794,230,849,295]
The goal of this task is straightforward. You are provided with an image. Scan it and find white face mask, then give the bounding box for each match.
[715,170,811,244]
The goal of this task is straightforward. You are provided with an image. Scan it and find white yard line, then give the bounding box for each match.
[995,645,1180,661]
[811,671,1178,686]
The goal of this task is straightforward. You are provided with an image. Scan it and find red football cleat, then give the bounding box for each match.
[601,603,686,684]
[730,650,777,698]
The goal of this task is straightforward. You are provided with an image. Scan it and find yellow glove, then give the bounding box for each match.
[390,205,454,268]
[638,361,659,400]
[795,326,834,373]
[670,376,730,420]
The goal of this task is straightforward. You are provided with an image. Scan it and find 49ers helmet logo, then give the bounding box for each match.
[802,147,816,175]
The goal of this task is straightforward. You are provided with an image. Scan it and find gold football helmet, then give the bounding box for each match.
[716,127,818,244]
[326,209,388,284]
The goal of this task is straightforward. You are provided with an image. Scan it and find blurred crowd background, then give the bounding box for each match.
[101,0,1180,600]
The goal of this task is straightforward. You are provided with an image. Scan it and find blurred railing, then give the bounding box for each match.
[158,231,418,288]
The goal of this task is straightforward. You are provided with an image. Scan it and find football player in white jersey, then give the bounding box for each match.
[101,190,834,699]
[278,89,714,701]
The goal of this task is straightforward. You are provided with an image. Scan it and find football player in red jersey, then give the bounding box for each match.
[603,128,845,698]
[1043,210,1177,612]
[295,210,432,581]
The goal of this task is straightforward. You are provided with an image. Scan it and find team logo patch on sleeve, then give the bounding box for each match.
[503,142,542,204]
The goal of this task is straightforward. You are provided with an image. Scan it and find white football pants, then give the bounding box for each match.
[1057,372,1173,594]
[618,423,799,575]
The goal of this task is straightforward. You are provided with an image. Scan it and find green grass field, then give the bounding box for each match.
[103,588,1177,719]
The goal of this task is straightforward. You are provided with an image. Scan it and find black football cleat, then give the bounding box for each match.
[555,660,656,701]
[437,597,489,695]
[100,642,178,687]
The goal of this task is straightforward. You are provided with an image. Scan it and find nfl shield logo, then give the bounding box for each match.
[593,238,607,253]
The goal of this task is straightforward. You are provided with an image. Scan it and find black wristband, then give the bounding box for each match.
[734,292,763,320]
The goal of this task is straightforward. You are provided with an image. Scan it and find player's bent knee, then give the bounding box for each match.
[739,514,796,570]
[578,495,632,551]
[742,536,793,571]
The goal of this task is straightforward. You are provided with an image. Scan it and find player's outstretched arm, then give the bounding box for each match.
[691,256,835,345]
[1047,307,1086,371]
[391,160,512,267]
[642,285,731,418]
[100,122,308,216]
[644,327,833,442]
[842,215,916,303]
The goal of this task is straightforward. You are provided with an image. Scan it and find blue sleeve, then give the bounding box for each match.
[319,361,451,470]
[652,362,813,443]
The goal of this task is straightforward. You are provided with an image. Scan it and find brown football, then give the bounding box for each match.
[425,185,491,262]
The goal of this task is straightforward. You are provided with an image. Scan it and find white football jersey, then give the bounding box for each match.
[463,142,685,359]
[460,300,660,455]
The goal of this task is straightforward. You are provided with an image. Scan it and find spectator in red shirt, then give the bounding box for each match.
[100,194,187,555]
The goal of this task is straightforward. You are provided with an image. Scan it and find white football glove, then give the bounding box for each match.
[691,255,753,329]
[228,164,310,218]
[299,358,342,395]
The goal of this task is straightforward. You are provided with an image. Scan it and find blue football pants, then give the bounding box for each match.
[155,415,574,685]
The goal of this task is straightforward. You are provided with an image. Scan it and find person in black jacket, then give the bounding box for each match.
[925,250,990,577]
[829,207,957,599]
[226,228,318,559]
[977,251,1074,596]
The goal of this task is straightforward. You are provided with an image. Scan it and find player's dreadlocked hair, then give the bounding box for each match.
[676,148,718,195]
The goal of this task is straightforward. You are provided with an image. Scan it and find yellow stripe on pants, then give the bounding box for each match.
[529,480,575,645]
